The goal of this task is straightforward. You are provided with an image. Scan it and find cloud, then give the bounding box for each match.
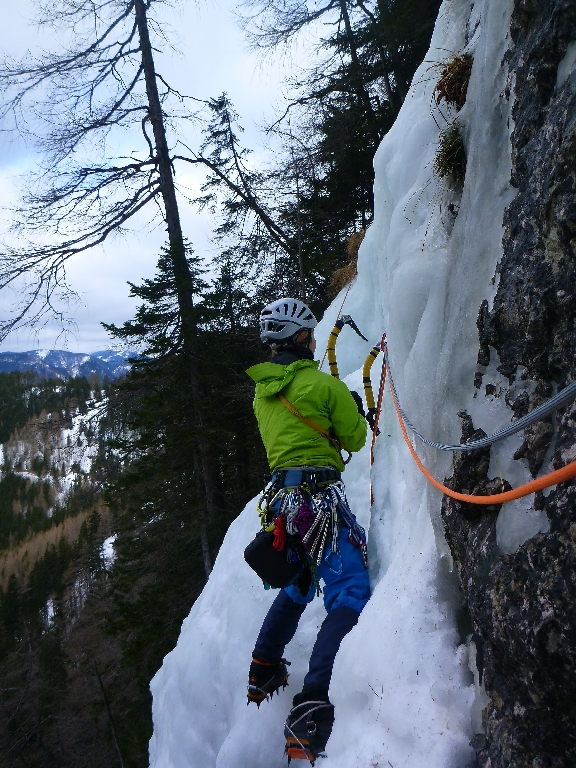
[0,0,298,353]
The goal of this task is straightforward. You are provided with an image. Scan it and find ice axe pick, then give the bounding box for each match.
[336,314,368,341]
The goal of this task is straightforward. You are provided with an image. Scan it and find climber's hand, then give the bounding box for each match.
[366,407,380,435]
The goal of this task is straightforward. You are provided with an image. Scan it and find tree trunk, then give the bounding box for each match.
[93,662,125,768]
[133,0,192,336]
[374,0,409,102]
[134,0,224,524]
[200,525,213,578]
[337,0,377,120]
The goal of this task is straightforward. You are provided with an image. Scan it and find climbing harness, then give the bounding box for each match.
[278,393,352,464]
[368,336,576,505]
[270,480,367,568]
[255,478,368,592]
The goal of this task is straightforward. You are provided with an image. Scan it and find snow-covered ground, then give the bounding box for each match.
[149,1,543,766]
[101,533,118,568]
[1,399,105,511]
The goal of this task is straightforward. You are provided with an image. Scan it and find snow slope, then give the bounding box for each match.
[149,1,533,765]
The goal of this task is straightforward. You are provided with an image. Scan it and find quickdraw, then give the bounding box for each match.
[363,334,387,506]
[362,333,386,435]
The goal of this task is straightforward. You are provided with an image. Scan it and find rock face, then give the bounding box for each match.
[442,1,576,765]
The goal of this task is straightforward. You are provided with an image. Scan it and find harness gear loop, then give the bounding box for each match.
[278,394,352,465]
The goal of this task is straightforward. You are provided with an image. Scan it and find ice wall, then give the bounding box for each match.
[149,1,519,765]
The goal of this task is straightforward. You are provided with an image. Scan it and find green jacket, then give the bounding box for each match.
[246,358,367,472]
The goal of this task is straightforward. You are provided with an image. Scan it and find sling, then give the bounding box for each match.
[278,394,352,465]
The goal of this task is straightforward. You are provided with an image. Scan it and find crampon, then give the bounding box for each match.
[247,656,290,706]
[285,734,324,765]
[284,698,334,765]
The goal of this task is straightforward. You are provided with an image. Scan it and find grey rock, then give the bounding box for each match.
[442,1,576,765]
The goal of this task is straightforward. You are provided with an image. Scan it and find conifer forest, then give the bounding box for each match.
[0,1,442,764]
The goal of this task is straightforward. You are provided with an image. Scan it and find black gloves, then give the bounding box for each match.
[349,390,365,418]
[350,390,380,434]
[350,389,380,435]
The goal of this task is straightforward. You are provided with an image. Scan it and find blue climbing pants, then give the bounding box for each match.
[253,525,371,694]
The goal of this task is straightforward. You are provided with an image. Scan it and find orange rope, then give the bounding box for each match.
[388,360,576,504]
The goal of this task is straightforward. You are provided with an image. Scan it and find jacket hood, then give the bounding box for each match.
[246,358,320,398]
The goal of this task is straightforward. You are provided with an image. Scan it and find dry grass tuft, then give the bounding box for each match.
[433,53,473,110]
[328,230,366,297]
[434,123,467,187]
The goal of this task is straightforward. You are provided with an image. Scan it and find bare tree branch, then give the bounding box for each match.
[174,152,292,255]
[0,0,183,339]
[238,0,339,51]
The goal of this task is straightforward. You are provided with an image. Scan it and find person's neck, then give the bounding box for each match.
[272,345,314,362]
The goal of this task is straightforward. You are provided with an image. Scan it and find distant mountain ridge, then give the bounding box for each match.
[0,349,133,380]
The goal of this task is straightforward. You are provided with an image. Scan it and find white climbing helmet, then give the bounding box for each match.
[259,297,317,343]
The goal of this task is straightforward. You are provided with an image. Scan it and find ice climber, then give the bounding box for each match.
[245,297,371,763]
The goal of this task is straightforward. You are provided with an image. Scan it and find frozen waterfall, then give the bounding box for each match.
[148,1,529,765]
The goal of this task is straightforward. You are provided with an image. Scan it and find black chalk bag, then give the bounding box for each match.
[244,530,303,589]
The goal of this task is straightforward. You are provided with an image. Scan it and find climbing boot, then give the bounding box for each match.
[284,688,334,764]
[247,654,290,706]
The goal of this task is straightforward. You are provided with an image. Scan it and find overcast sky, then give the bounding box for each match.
[0,0,308,353]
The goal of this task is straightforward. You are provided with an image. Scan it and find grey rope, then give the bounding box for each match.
[384,348,576,452]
